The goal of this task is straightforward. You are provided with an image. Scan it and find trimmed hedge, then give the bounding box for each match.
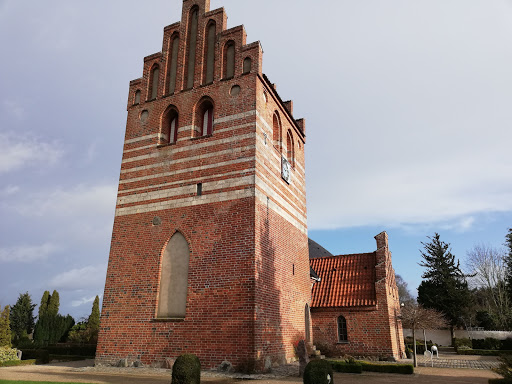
[45,344,96,356]
[359,361,414,374]
[327,360,414,375]
[304,360,335,384]
[20,349,49,364]
[49,354,94,362]
[457,349,512,356]
[0,359,36,367]
[329,360,362,373]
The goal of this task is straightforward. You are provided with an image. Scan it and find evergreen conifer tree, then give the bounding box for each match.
[0,305,12,347]
[10,292,36,343]
[417,233,471,337]
[47,290,60,316]
[88,296,100,333]
[38,291,50,318]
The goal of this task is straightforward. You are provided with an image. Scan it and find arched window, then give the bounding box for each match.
[338,315,348,342]
[157,232,190,319]
[149,65,160,100]
[134,90,141,105]
[162,107,179,144]
[286,130,294,167]
[195,98,214,137]
[202,106,213,136]
[168,35,179,94]
[224,41,235,79]
[185,7,199,89]
[203,21,216,84]
[272,112,281,150]
[243,57,252,74]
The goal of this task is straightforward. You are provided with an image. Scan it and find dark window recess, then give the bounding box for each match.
[338,315,348,342]
[293,264,295,275]
[197,183,202,196]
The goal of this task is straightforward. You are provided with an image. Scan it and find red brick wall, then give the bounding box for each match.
[310,233,404,360]
[97,0,310,370]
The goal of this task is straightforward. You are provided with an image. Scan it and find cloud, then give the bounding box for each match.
[0,243,60,263]
[71,295,101,308]
[0,131,64,173]
[49,264,107,291]
[2,100,25,120]
[0,185,19,196]
[13,184,117,218]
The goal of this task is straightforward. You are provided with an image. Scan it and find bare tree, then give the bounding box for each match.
[466,244,510,329]
[395,274,415,305]
[400,303,448,367]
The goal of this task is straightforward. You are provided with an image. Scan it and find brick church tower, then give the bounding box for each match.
[96,0,310,370]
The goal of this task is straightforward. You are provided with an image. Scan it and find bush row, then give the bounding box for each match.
[327,359,414,375]
[0,359,36,367]
[20,349,50,364]
[329,360,362,373]
[457,349,512,356]
[359,361,414,374]
[454,337,512,351]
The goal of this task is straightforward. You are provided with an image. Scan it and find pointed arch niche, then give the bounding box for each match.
[156,232,190,319]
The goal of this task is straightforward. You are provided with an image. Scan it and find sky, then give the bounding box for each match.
[1,0,512,320]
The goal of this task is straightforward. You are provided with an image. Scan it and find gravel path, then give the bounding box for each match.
[0,357,502,384]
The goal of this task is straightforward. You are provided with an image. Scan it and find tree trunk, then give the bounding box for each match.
[413,326,417,367]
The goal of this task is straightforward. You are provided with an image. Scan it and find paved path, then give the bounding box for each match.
[405,351,501,370]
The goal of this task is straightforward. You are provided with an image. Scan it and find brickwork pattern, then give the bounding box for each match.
[97,0,309,370]
[310,233,404,360]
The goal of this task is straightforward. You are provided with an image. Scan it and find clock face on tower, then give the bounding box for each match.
[281,156,291,184]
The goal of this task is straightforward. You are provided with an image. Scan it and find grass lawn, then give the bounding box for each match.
[0,381,98,384]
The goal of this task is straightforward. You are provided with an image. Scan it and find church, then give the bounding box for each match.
[96,0,403,370]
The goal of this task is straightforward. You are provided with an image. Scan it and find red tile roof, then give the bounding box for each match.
[310,253,377,308]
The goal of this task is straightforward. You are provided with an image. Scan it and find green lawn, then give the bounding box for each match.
[0,381,98,384]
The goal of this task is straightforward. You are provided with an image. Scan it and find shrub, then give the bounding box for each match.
[502,338,512,351]
[0,346,19,363]
[493,354,512,380]
[0,359,36,367]
[454,338,472,351]
[304,360,335,384]
[329,360,362,374]
[171,354,201,384]
[359,361,414,374]
[473,338,502,351]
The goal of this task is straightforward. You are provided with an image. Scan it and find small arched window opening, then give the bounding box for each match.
[162,107,179,145]
[156,232,190,319]
[286,130,294,167]
[134,90,141,105]
[338,315,348,342]
[202,105,214,136]
[272,112,281,150]
[203,21,216,84]
[243,57,252,74]
[223,41,235,79]
[168,34,180,94]
[185,6,199,89]
[149,65,160,100]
